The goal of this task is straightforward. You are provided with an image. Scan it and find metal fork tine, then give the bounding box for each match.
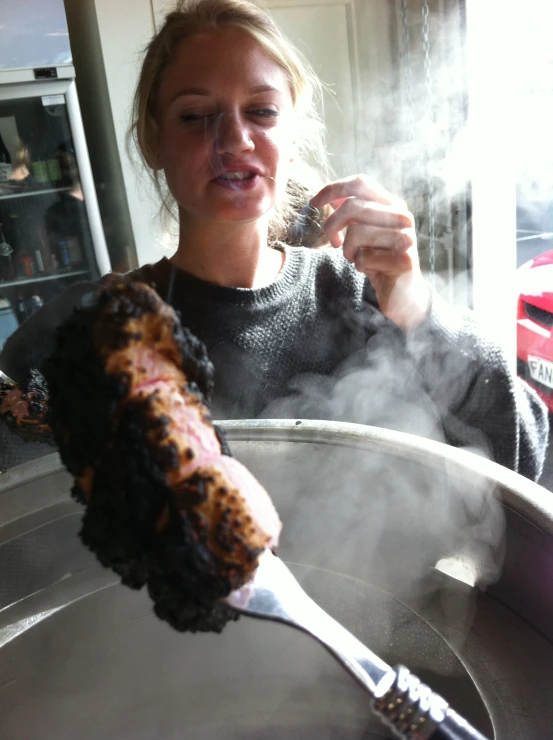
[226,550,391,693]
[225,550,490,740]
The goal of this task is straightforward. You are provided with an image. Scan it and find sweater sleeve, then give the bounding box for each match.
[404,291,549,481]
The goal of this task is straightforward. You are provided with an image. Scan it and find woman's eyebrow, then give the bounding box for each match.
[170,87,211,103]
[169,84,283,105]
[249,84,281,94]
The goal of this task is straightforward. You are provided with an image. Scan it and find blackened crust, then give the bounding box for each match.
[43,278,237,633]
[42,278,216,477]
[80,395,238,632]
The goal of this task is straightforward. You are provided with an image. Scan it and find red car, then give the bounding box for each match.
[517,248,553,413]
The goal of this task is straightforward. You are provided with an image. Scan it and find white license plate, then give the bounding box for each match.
[528,355,553,389]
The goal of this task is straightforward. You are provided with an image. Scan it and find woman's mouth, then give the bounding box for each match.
[213,171,262,190]
[219,172,256,181]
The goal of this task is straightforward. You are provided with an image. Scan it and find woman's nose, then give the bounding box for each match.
[213,112,254,155]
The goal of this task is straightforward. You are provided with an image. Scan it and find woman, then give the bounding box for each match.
[0,0,548,479]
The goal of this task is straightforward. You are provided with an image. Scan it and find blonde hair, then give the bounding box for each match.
[130,0,329,244]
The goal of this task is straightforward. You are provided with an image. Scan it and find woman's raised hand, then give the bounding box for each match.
[310,175,431,331]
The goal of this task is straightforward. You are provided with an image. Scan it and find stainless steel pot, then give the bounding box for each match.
[1,419,553,739]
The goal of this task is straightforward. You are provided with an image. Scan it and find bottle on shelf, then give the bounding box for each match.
[16,291,27,322]
[57,240,71,271]
[0,222,14,282]
[31,159,49,185]
[31,147,50,186]
[26,290,44,317]
[47,157,62,183]
[17,255,36,278]
[0,133,12,183]
[67,236,84,267]
[0,222,13,255]
[34,248,45,274]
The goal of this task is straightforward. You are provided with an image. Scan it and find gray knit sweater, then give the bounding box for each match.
[0,246,548,480]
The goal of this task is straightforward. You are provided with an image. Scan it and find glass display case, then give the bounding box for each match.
[0,76,110,351]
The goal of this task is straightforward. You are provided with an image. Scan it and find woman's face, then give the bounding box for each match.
[154,28,297,226]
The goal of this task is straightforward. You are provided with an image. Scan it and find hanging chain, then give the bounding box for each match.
[401,0,415,142]
[421,0,436,283]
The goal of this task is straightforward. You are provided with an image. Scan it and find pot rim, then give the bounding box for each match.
[1,418,551,536]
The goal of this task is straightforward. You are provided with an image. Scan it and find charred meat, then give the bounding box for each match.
[43,279,281,632]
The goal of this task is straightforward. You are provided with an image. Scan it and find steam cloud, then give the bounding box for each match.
[257,325,505,612]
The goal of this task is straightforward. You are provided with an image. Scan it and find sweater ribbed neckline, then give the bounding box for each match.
[155,246,310,307]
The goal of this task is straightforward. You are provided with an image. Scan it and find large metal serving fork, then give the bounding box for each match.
[226,550,489,740]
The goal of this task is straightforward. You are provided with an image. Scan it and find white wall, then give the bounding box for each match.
[94,0,170,267]
[268,1,358,179]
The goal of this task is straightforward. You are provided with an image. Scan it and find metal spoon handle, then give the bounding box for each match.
[431,708,490,740]
[228,553,490,740]
[373,665,489,740]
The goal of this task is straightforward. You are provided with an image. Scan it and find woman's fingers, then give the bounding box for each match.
[315,178,418,280]
[353,245,414,276]
[323,198,414,249]
[310,175,429,330]
[311,174,400,210]
[340,222,415,264]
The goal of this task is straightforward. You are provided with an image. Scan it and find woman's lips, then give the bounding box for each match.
[212,173,263,191]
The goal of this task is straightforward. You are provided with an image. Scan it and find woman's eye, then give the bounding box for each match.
[180,113,213,124]
[250,109,279,119]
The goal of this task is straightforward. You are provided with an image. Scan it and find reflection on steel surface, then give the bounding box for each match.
[2,420,553,738]
[0,607,63,649]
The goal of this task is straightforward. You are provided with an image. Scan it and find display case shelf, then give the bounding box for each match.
[0,269,89,289]
[0,186,72,202]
